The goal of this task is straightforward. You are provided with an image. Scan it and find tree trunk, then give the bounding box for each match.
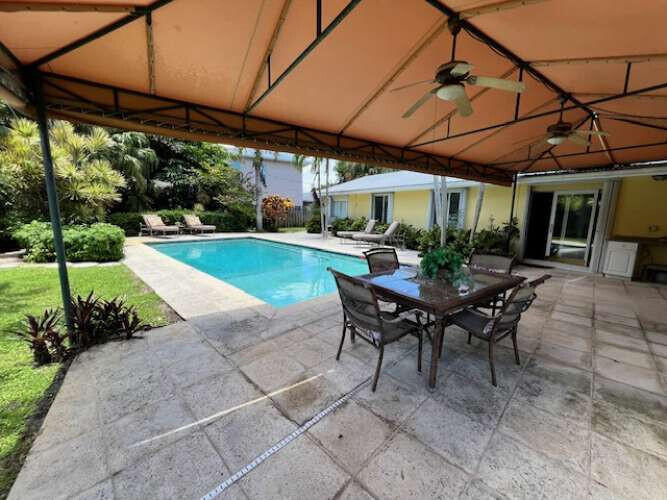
[470,183,486,245]
[440,176,448,247]
[254,164,263,231]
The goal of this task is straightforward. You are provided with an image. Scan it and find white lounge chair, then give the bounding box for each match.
[337,219,376,244]
[141,214,180,236]
[353,220,400,246]
[183,214,216,234]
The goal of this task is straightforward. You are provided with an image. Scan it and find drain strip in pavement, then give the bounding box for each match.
[200,378,370,499]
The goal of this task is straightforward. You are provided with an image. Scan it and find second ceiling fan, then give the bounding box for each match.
[394,20,525,119]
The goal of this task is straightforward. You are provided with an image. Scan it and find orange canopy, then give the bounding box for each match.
[1,0,666,185]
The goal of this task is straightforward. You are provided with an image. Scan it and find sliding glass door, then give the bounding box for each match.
[545,191,599,266]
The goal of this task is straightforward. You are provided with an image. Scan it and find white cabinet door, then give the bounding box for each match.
[603,241,638,278]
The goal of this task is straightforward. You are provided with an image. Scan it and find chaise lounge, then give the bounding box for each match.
[140,214,180,236]
[337,218,376,244]
[182,214,216,234]
[353,220,400,246]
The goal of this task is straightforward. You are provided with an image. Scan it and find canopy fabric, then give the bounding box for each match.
[1,0,666,185]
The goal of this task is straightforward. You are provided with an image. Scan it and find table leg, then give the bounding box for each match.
[428,316,445,389]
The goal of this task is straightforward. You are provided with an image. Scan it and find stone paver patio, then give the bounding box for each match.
[9,235,667,499]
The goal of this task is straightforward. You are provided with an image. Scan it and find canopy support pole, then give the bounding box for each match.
[32,76,73,333]
[506,174,517,254]
[469,183,485,246]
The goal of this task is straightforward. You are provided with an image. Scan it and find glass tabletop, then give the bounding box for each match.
[358,266,524,315]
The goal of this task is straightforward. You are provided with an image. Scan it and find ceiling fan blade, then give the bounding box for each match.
[402,88,438,118]
[468,75,526,93]
[390,79,435,92]
[575,130,610,137]
[567,133,590,146]
[451,62,473,76]
[512,133,549,146]
[454,93,473,117]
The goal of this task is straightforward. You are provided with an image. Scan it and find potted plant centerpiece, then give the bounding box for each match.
[419,246,471,292]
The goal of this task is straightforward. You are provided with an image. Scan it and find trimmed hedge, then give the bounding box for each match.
[108,209,253,236]
[13,221,125,263]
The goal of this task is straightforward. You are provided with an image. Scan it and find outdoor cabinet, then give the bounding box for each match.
[603,241,638,278]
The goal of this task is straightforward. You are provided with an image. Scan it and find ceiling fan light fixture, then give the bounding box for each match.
[437,84,465,100]
[547,135,567,145]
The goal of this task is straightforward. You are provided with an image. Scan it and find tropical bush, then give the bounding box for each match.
[306,206,322,233]
[262,195,294,231]
[13,221,125,262]
[14,293,149,366]
[0,119,126,223]
[14,309,70,365]
[329,215,517,256]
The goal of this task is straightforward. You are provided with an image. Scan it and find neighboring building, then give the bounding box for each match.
[230,149,306,206]
[326,166,667,279]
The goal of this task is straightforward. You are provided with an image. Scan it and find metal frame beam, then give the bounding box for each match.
[39,71,514,185]
[246,0,362,112]
[0,2,139,12]
[244,0,293,111]
[27,0,175,68]
[491,140,667,167]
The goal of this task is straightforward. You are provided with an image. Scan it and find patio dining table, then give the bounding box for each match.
[357,266,525,389]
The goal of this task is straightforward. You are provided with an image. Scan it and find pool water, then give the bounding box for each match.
[150,238,369,307]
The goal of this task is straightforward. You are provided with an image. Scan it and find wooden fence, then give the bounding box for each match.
[274,206,312,228]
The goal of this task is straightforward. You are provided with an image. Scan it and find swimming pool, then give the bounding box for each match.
[150,238,369,307]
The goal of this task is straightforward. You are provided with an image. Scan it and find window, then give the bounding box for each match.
[372,194,390,223]
[332,199,347,219]
[431,190,465,228]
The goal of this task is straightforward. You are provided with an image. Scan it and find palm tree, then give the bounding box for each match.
[105,131,158,210]
[252,149,266,230]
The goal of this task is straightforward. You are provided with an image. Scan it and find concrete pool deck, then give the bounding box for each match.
[8,233,667,499]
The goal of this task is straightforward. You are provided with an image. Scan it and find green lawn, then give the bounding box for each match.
[0,265,171,497]
[278,227,306,233]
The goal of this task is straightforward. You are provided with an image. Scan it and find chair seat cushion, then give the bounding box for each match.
[449,309,495,338]
[359,311,416,344]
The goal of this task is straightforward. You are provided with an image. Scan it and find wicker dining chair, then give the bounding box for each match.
[448,275,551,386]
[469,252,516,314]
[328,268,425,392]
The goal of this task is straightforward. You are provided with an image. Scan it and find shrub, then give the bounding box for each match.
[306,207,322,233]
[13,221,125,262]
[262,195,293,231]
[14,293,150,364]
[14,309,70,365]
[69,292,148,348]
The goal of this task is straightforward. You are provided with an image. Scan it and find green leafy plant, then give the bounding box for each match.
[14,309,70,365]
[306,206,322,233]
[13,221,125,262]
[420,246,465,280]
[262,194,294,231]
[70,292,101,348]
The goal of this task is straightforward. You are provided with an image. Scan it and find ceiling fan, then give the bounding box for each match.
[394,60,525,118]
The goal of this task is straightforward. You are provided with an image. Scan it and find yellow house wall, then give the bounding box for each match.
[392,190,430,228]
[346,193,371,219]
[612,176,667,238]
[612,176,667,268]
[464,184,529,231]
